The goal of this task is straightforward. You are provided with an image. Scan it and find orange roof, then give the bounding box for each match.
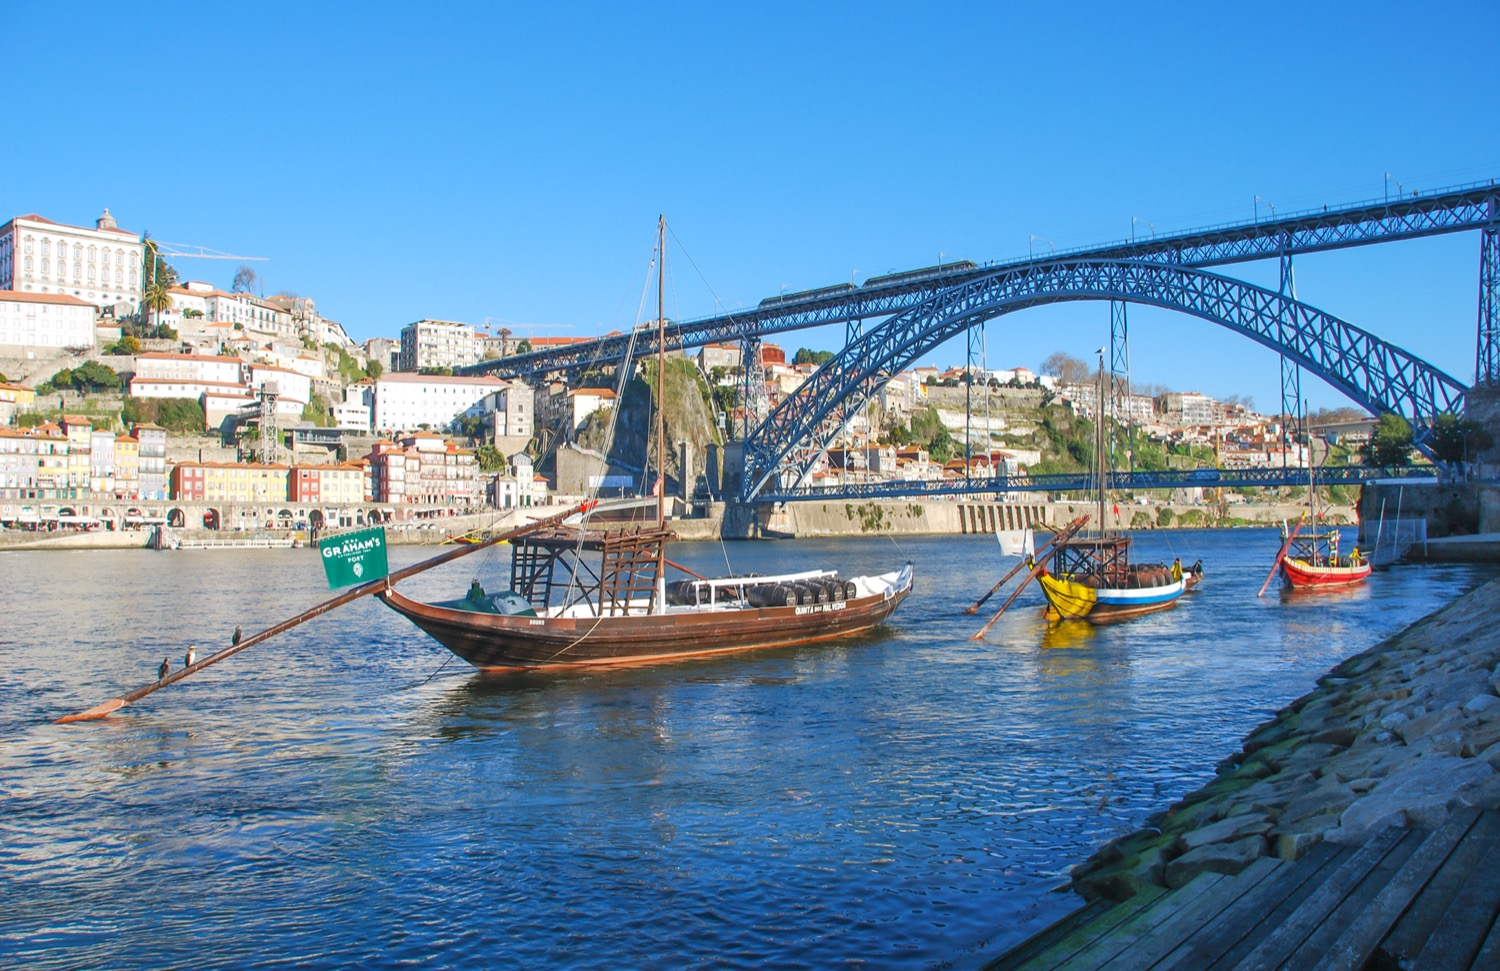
[137,352,243,364]
[0,289,96,307]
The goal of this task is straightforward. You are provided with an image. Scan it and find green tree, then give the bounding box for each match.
[365,359,384,380]
[123,396,204,432]
[927,425,956,464]
[475,444,506,471]
[1361,413,1414,466]
[110,335,143,355]
[515,339,532,354]
[139,241,178,328]
[792,348,836,366]
[1427,413,1492,465]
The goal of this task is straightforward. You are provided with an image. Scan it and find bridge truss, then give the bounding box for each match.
[767,464,1436,503]
[458,180,1497,503]
[741,261,1467,500]
[465,181,1499,385]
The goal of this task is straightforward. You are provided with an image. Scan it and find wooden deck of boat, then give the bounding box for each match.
[983,809,1500,970]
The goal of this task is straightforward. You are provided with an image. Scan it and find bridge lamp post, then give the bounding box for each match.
[1130,217,1155,242]
[1254,196,1276,224]
[1029,235,1055,259]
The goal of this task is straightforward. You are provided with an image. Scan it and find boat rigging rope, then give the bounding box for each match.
[665,223,751,575]
[413,651,460,688]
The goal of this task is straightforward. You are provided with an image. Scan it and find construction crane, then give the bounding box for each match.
[153,241,268,262]
[140,232,268,328]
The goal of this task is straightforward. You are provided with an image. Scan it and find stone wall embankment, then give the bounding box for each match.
[1071,578,1500,903]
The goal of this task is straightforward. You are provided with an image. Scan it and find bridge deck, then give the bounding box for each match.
[983,810,1500,970]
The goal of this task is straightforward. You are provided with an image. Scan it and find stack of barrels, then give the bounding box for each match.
[664,575,858,608]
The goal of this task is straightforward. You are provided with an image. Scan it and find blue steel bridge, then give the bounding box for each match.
[460,180,1499,503]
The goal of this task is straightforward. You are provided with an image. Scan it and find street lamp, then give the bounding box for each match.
[1130,217,1154,242]
[1029,234,1055,259]
[1254,195,1276,223]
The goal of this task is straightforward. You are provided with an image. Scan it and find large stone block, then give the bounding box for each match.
[1163,835,1268,889]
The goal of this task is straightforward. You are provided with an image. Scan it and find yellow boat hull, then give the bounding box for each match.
[1038,572,1185,623]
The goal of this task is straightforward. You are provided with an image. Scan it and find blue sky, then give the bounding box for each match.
[11,1,1499,413]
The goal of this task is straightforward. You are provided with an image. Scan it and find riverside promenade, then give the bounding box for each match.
[988,575,1500,969]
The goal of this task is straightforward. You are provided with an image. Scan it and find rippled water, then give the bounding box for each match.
[1,529,1493,970]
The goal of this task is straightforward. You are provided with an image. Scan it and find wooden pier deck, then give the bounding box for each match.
[984,809,1500,970]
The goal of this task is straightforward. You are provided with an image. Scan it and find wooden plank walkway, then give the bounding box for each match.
[983,809,1500,970]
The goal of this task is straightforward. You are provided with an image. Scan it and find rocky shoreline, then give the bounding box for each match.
[1071,576,1500,903]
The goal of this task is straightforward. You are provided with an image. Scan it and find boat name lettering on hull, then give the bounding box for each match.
[795,602,846,616]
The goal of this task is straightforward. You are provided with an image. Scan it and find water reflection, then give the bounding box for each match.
[0,536,1495,971]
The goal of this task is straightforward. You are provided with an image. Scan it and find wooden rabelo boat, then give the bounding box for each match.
[1034,352,1201,624]
[1273,520,1371,591]
[379,523,913,670]
[380,217,913,670]
[1037,534,1199,623]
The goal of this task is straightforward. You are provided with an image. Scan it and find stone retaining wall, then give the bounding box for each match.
[1071,578,1500,902]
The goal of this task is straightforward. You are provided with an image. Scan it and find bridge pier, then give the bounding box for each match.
[957,502,1048,534]
[1466,384,1500,476]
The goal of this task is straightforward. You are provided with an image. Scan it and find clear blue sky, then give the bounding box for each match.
[11,1,1499,413]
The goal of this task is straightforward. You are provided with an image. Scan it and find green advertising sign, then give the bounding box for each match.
[319,526,389,589]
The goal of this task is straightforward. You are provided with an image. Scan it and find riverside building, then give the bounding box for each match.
[398,319,479,372]
[0,209,145,315]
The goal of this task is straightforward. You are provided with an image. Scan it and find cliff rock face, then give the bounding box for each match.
[573,357,721,496]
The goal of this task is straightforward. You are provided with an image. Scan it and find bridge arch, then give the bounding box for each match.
[742,260,1469,500]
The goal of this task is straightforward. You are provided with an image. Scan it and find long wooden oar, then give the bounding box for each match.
[54,501,596,724]
[963,519,1083,615]
[1257,511,1306,598]
[970,516,1088,640]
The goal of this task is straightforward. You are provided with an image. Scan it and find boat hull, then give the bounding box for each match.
[379,567,913,670]
[1280,557,1372,589]
[1038,572,1186,623]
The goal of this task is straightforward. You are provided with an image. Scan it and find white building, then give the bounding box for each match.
[461,382,535,442]
[1160,392,1219,426]
[399,319,479,372]
[130,377,248,405]
[0,209,145,313]
[566,388,617,430]
[490,453,545,509]
[333,396,373,431]
[248,363,313,407]
[372,373,504,432]
[0,291,97,354]
[134,351,245,386]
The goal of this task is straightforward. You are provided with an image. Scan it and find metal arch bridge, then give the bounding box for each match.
[463,180,1499,383]
[458,179,1499,501]
[741,260,1468,501]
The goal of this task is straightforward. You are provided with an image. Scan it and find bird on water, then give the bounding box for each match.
[185,644,196,668]
[232,626,243,646]
[158,658,170,681]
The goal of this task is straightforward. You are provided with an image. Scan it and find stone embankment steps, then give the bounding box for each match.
[985,576,1500,970]
[986,809,1500,969]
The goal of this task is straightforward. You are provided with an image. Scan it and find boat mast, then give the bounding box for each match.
[655,215,668,615]
[657,214,666,530]
[1096,348,1107,536]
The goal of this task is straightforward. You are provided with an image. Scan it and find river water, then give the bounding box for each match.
[1,529,1493,970]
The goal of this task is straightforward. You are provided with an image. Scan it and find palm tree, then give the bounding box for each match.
[139,240,178,332]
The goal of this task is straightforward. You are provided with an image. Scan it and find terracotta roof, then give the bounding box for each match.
[376,373,501,386]
[0,289,97,307]
[137,352,243,364]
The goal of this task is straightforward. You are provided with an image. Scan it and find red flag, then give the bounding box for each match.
[1112,504,1120,518]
